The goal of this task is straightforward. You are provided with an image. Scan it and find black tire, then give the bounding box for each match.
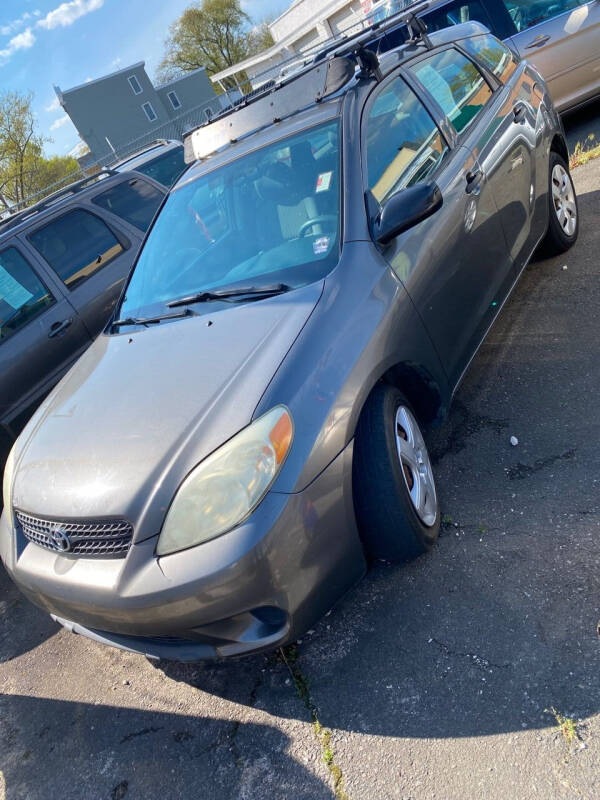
[540,152,579,256]
[352,384,440,562]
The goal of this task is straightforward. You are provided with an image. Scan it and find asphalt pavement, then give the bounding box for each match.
[1,159,599,800]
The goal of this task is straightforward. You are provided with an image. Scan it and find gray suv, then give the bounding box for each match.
[0,168,167,449]
[1,21,578,661]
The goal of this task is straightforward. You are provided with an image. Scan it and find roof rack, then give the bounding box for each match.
[0,168,117,235]
[183,0,431,164]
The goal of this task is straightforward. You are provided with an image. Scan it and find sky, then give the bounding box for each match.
[0,0,290,157]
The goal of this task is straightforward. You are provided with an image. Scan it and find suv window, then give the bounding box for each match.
[424,0,494,33]
[502,0,584,32]
[93,178,164,231]
[0,247,54,343]
[365,76,448,204]
[409,48,493,134]
[461,34,518,83]
[133,148,186,187]
[29,209,125,289]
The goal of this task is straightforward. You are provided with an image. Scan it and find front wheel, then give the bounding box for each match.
[352,384,440,562]
[540,152,578,256]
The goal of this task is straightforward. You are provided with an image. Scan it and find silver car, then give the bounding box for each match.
[1,21,578,661]
[370,0,600,112]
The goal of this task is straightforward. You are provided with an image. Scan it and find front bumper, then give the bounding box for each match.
[0,442,365,660]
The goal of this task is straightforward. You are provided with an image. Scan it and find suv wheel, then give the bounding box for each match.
[353,384,440,562]
[540,152,579,255]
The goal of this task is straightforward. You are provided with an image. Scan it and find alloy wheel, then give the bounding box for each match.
[394,405,437,527]
[551,164,577,237]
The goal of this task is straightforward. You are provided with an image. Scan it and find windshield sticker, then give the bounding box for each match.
[0,266,33,310]
[313,236,330,255]
[316,172,332,193]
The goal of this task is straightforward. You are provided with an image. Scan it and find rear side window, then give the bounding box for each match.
[0,247,54,343]
[409,48,493,134]
[132,148,187,187]
[461,34,518,83]
[93,178,164,231]
[365,76,448,204]
[29,209,125,289]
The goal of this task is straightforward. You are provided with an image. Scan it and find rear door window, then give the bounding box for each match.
[501,0,585,31]
[92,178,164,231]
[0,247,54,343]
[28,209,125,289]
[409,48,493,134]
[365,76,448,204]
[424,0,494,32]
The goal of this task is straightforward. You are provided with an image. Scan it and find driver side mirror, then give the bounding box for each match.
[374,181,443,246]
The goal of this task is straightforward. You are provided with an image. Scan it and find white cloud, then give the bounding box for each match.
[37,0,104,31]
[0,27,36,61]
[0,11,32,36]
[50,114,70,130]
[45,97,61,113]
[111,57,121,68]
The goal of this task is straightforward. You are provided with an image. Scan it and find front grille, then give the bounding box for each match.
[15,511,133,558]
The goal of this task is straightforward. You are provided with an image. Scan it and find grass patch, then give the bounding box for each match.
[570,134,600,169]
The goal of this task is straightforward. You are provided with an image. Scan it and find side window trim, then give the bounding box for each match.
[406,44,496,140]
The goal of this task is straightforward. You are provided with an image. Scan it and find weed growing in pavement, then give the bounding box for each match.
[570,134,600,169]
[546,707,581,747]
[279,646,349,800]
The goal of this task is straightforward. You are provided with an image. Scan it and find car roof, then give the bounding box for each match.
[0,169,158,243]
[176,16,490,186]
[112,139,183,172]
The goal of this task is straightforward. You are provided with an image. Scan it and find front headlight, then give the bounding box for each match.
[157,406,293,556]
[2,443,16,520]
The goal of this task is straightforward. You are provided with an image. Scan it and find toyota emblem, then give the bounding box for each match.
[49,527,71,553]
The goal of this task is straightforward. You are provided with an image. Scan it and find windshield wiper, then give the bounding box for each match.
[167,283,292,308]
[112,308,193,328]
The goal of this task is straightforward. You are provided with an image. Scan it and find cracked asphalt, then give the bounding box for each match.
[1,158,600,800]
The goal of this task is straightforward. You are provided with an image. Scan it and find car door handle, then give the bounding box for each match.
[48,318,73,338]
[525,34,550,48]
[513,102,527,123]
[465,169,483,194]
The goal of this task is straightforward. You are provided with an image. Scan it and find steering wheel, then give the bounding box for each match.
[298,215,338,237]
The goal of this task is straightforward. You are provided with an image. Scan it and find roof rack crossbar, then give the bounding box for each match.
[0,168,117,234]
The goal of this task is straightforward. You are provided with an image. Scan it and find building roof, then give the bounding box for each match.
[58,62,146,99]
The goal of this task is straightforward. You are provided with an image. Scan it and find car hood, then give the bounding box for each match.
[12,282,323,540]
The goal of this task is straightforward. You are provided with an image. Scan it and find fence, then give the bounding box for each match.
[7,95,223,215]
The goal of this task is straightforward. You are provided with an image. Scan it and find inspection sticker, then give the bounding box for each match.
[316,171,332,193]
[313,236,330,255]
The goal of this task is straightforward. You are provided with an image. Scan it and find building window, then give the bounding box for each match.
[128,75,143,95]
[142,101,157,122]
[167,90,181,110]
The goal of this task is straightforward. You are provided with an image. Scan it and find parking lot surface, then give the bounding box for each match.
[1,158,600,800]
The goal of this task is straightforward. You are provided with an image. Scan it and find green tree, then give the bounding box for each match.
[0,91,80,210]
[159,0,274,88]
[0,91,44,208]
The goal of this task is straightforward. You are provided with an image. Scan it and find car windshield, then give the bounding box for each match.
[117,120,341,321]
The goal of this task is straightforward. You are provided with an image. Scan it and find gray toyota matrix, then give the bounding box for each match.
[1,17,578,661]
